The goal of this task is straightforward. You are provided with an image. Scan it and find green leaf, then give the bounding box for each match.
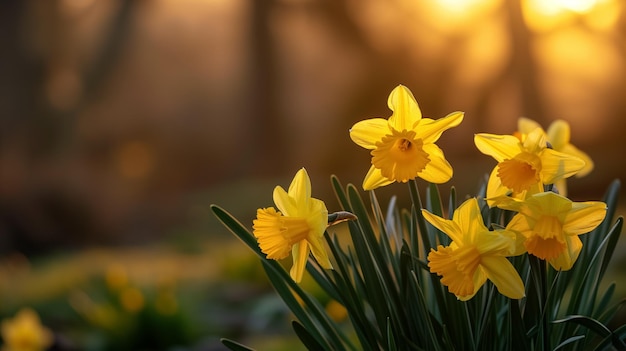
[263,260,355,351]
[386,318,397,351]
[406,270,444,350]
[552,315,611,340]
[566,217,624,321]
[595,283,616,319]
[599,217,623,282]
[426,183,444,217]
[261,261,329,347]
[210,205,261,256]
[595,180,621,240]
[331,175,351,210]
[593,324,626,351]
[221,338,256,351]
[447,186,457,222]
[509,299,531,351]
[346,186,406,340]
[552,335,585,351]
[595,299,626,337]
[293,320,327,351]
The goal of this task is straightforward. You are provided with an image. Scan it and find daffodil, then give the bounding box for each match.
[474,127,585,204]
[518,117,594,196]
[350,85,463,190]
[1,308,53,351]
[422,198,525,300]
[495,191,606,271]
[253,168,332,282]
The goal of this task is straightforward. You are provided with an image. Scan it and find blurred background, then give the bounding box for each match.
[1,0,625,349]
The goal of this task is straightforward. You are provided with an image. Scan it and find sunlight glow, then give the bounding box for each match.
[527,0,601,15]
[522,0,619,31]
[435,0,488,12]
[412,0,501,34]
[556,0,598,13]
[432,0,499,15]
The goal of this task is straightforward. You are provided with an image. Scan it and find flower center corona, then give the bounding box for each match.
[525,215,565,260]
[372,129,430,183]
[497,152,541,193]
[399,138,412,151]
[253,208,310,259]
[428,245,481,298]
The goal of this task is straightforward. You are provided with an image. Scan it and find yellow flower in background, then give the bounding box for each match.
[422,198,525,301]
[496,191,606,271]
[119,287,144,313]
[253,168,332,283]
[1,308,53,351]
[475,128,585,204]
[325,300,348,323]
[518,117,594,196]
[350,85,464,190]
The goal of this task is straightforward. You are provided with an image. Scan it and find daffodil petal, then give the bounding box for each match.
[518,117,542,134]
[458,269,486,301]
[481,256,525,299]
[546,120,570,150]
[421,209,463,243]
[534,191,572,215]
[548,235,582,271]
[505,214,531,256]
[417,143,453,184]
[452,198,487,242]
[349,118,389,149]
[387,85,422,131]
[273,186,296,216]
[485,166,509,207]
[490,195,526,213]
[539,149,585,184]
[474,230,515,255]
[522,128,547,153]
[308,235,333,269]
[362,165,394,190]
[290,241,310,283]
[561,144,594,177]
[417,111,464,144]
[288,168,311,210]
[474,133,521,162]
[307,198,329,231]
[563,201,607,235]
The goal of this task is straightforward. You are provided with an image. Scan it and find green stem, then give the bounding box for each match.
[529,255,550,350]
[539,258,550,351]
[475,283,496,348]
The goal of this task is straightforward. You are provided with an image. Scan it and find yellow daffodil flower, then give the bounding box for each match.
[1,308,53,351]
[475,127,585,204]
[495,191,606,271]
[422,198,525,300]
[253,168,332,282]
[350,85,464,190]
[518,117,594,196]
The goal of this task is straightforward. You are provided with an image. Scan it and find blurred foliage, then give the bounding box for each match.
[0,242,310,350]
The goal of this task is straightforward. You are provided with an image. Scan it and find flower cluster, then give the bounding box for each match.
[474,116,605,273]
[252,85,607,303]
[212,83,625,351]
[424,120,606,299]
